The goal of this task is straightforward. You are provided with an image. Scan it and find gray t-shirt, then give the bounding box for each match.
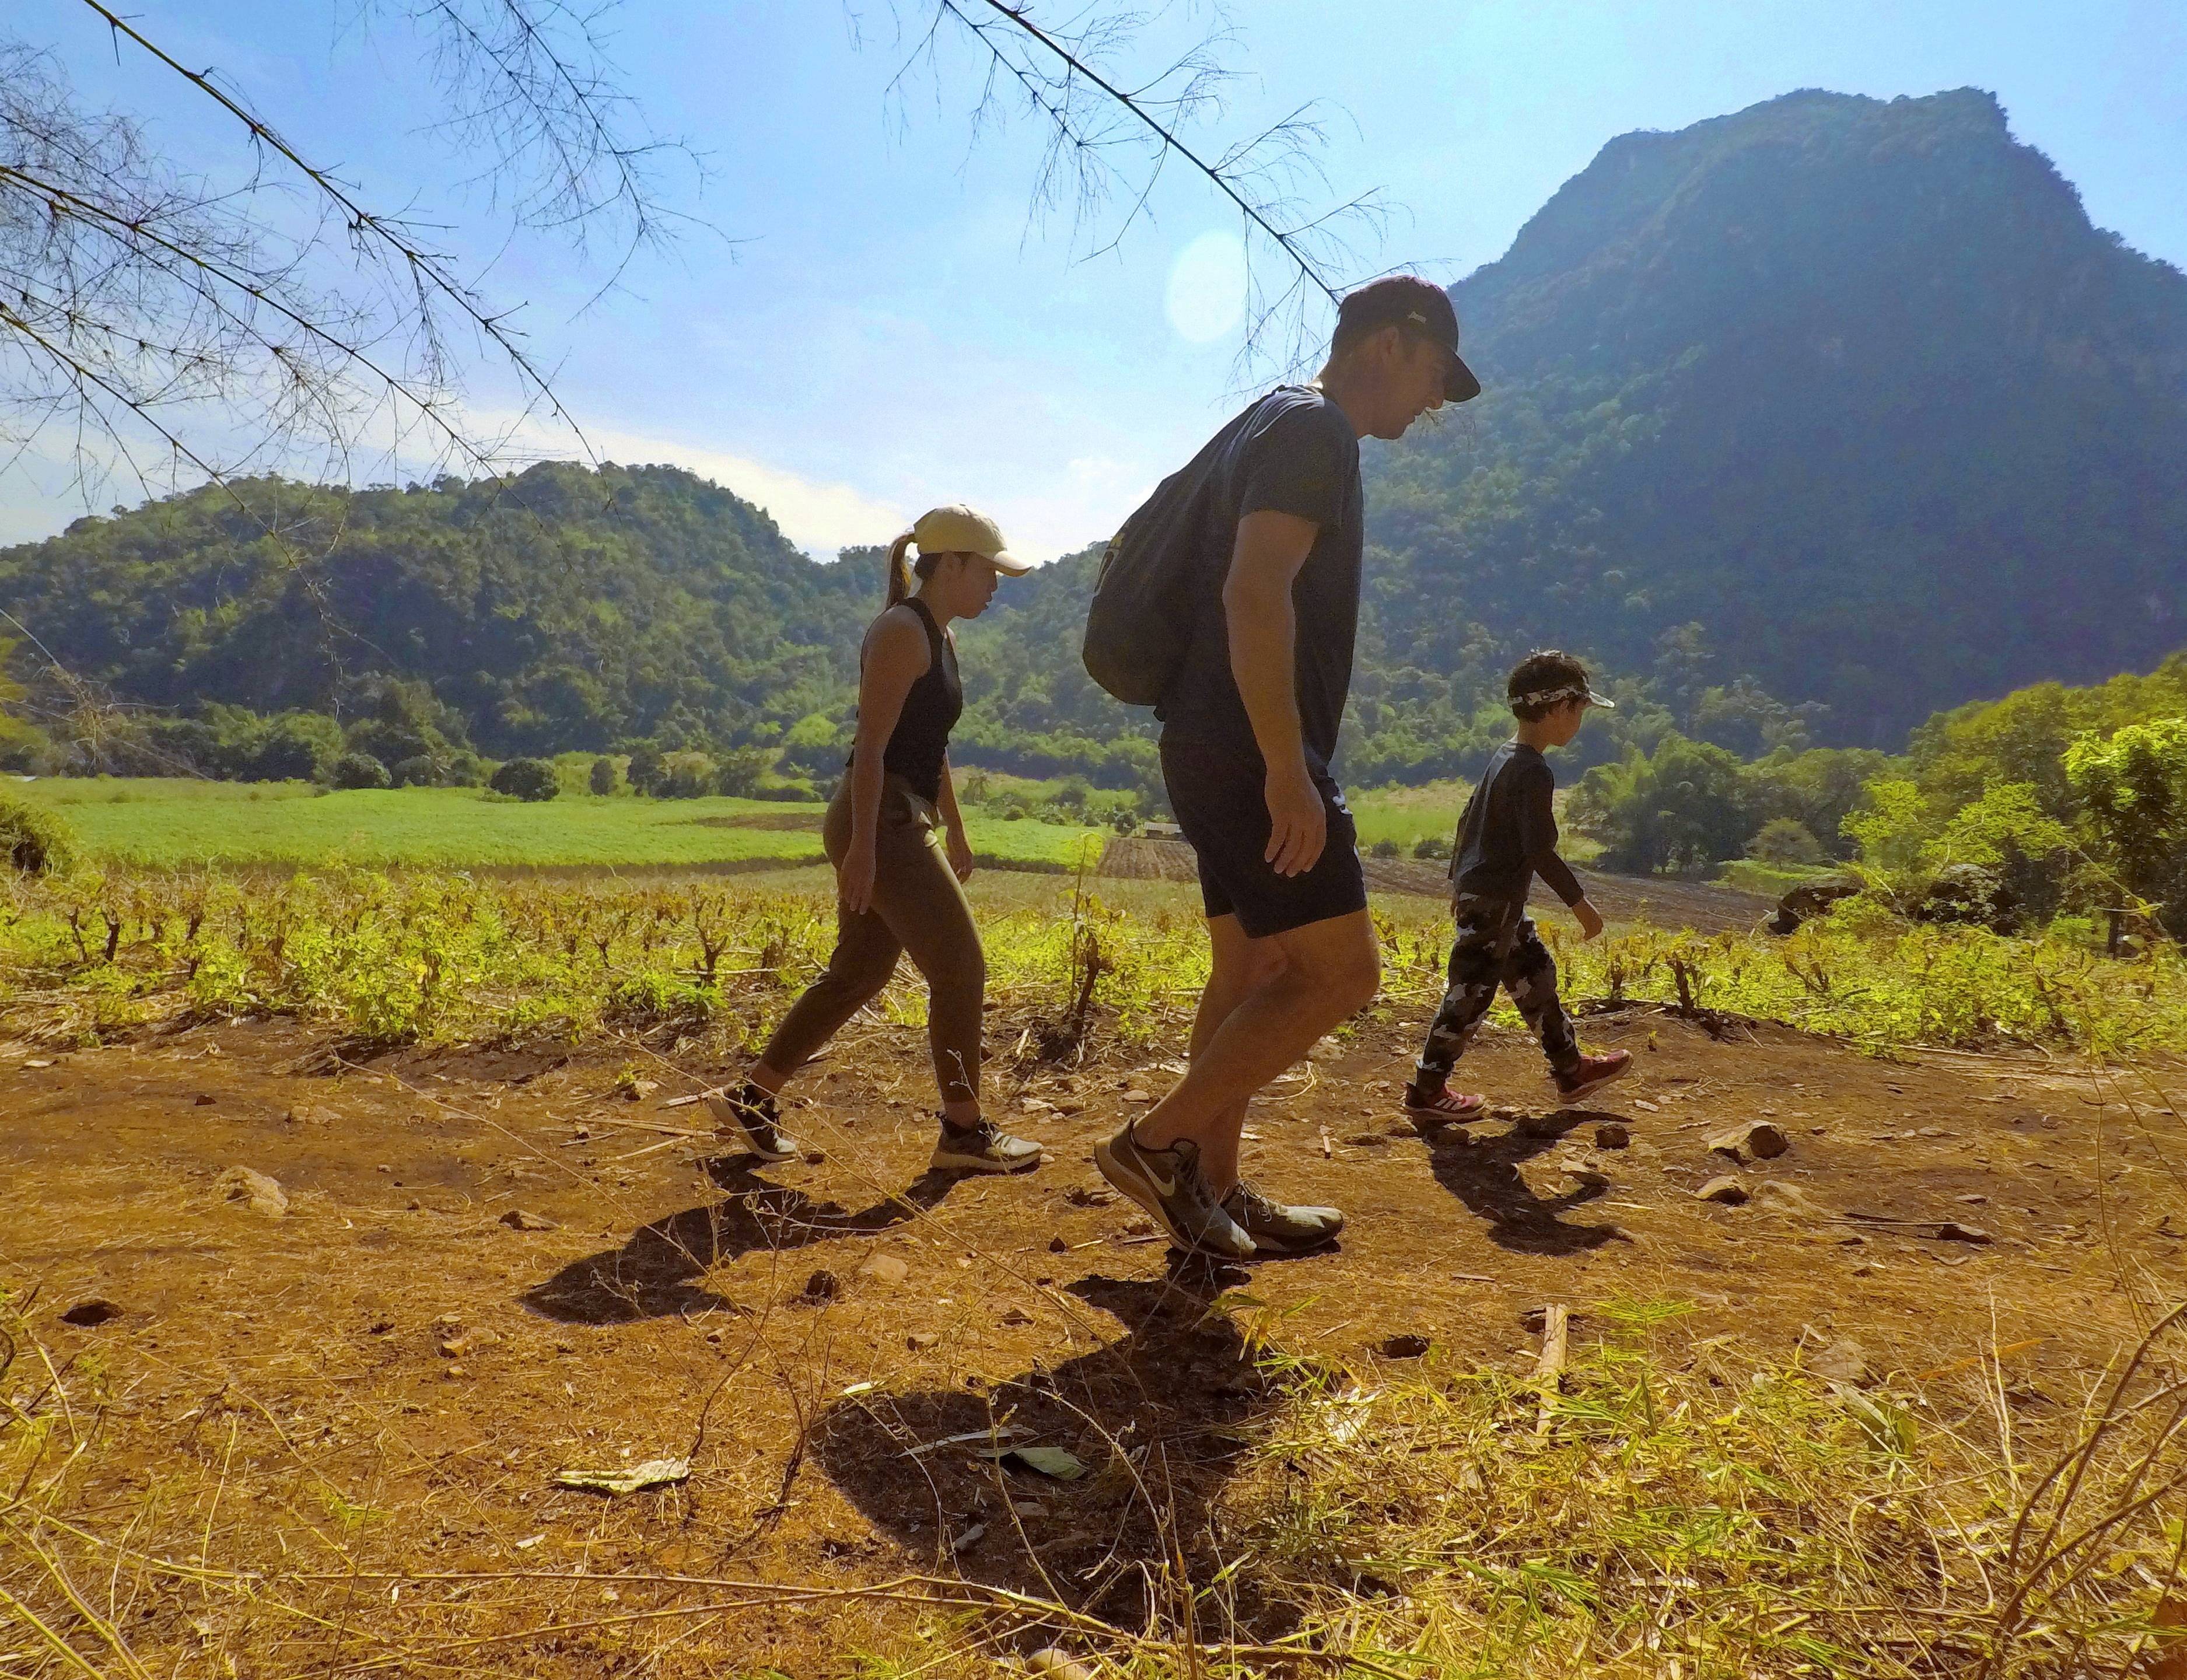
[1155,386,1363,774]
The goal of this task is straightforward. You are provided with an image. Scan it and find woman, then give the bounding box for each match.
[709,505,1044,1174]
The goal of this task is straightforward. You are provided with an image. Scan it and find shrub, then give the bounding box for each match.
[331,752,392,790]
[0,792,73,874]
[489,757,559,802]
[1369,838,1402,859]
[1412,834,1450,860]
[625,743,666,796]
[1746,817,1825,866]
[589,757,619,796]
[391,755,440,788]
[711,748,772,797]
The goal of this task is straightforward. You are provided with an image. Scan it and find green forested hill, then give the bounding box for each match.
[1362,87,2187,754]
[0,463,873,756]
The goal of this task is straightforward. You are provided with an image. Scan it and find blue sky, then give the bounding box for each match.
[7,1,2183,558]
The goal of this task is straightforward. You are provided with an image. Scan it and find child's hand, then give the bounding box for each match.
[1574,897,1606,941]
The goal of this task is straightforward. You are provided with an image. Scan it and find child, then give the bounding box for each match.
[1403,650,1633,1119]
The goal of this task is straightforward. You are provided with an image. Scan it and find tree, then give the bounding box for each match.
[589,757,618,796]
[2065,718,2187,932]
[625,743,666,797]
[1569,734,1755,874]
[490,757,559,802]
[1840,779,1933,879]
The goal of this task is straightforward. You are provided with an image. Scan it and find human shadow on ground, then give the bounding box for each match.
[814,1257,1300,1636]
[1421,1109,1625,1257]
[520,1157,960,1324]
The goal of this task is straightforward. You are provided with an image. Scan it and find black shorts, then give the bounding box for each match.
[1160,735,1369,939]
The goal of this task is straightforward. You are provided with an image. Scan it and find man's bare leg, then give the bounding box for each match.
[1133,908,1380,1188]
[1180,914,1287,1194]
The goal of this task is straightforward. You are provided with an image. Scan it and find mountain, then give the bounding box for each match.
[0,463,873,756]
[1363,87,2187,753]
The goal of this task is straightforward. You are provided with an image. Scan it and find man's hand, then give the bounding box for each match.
[945,825,975,884]
[1264,761,1327,876]
[838,839,879,916]
[1574,897,1605,941]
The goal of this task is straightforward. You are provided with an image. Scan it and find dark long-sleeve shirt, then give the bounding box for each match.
[1447,741,1584,909]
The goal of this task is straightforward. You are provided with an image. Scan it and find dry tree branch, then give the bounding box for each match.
[891,1,1387,374]
[74,0,594,453]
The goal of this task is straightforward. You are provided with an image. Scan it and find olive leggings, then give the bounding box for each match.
[757,776,985,1105]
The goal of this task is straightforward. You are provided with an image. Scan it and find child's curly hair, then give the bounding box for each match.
[1507,649,1595,721]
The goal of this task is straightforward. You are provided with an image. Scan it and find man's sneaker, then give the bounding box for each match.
[1403,1081,1488,1122]
[706,1083,800,1164]
[1220,1182,1344,1254]
[1552,1051,1633,1105]
[929,1115,1044,1175]
[1093,1125,1254,1260]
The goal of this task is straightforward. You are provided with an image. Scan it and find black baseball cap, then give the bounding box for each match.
[1336,275,1482,404]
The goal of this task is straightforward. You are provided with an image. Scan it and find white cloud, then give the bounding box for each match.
[578,424,908,558]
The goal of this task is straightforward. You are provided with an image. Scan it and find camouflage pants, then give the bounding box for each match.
[1413,897,1580,1086]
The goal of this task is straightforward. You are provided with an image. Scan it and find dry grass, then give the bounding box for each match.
[6,1269,2185,1679]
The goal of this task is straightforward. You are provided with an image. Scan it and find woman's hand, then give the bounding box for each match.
[946,825,975,883]
[838,839,879,916]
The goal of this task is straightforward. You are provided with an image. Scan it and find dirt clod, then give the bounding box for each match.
[1709,1121,1789,1161]
[1695,1175,1750,1205]
[1936,1221,1993,1244]
[1379,1333,1432,1359]
[1811,1337,1872,1385]
[856,1254,909,1286]
[217,1166,288,1217]
[499,1209,558,1231]
[1594,1121,1630,1150]
[1023,1649,1099,1680]
[801,1269,841,1303]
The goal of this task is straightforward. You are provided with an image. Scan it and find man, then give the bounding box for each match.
[1096,275,1481,1258]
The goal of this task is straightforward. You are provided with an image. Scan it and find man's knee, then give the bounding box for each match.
[1289,921,1380,1015]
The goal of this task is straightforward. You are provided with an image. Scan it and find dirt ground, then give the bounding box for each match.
[4,992,2181,1673]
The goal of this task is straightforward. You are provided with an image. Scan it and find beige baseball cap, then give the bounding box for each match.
[911,504,1031,574]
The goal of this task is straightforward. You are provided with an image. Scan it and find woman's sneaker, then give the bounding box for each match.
[1552,1051,1633,1105]
[1093,1125,1254,1260]
[930,1115,1044,1175]
[705,1082,801,1164]
[1220,1182,1344,1254]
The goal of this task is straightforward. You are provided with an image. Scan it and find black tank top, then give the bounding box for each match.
[858,597,961,804]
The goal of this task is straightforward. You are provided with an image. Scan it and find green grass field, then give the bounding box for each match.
[1347,779,1604,863]
[8,779,1107,871]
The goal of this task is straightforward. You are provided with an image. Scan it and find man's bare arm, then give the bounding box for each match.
[1222,509,1325,876]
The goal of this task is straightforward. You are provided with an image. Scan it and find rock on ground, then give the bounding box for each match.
[217,1166,288,1217]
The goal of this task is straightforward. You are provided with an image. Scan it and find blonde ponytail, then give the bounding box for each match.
[884,531,917,606]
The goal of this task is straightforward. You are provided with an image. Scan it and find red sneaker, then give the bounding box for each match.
[1404,1082,1487,1122]
[1552,1051,1632,1105]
